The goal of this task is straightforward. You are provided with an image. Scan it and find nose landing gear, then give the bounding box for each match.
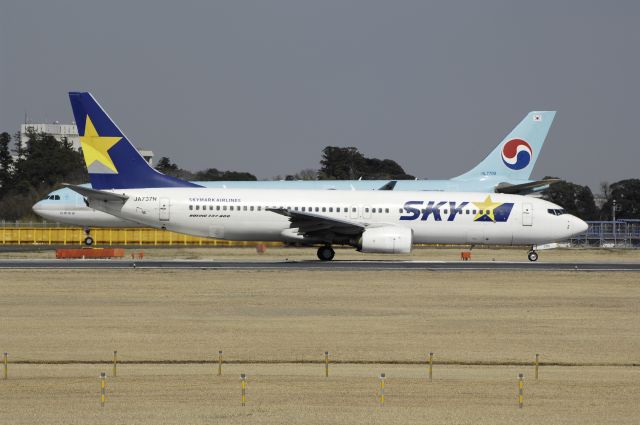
[317,246,335,261]
[527,250,538,262]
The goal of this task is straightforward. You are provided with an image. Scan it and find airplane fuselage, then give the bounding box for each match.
[88,188,586,247]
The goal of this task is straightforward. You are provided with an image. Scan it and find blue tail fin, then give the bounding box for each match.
[69,92,200,189]
[452,111,556,181]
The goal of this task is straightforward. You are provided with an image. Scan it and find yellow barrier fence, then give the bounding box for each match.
[0,227,284,247]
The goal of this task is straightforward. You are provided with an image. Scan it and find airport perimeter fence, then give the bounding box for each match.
[569,220,640,248]
[0,224,283,247]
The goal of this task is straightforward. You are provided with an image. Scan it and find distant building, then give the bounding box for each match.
[20,122,80,150]
[19,122,153,165]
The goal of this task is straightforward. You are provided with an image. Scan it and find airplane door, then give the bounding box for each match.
[522,203,533,226]
[159,198,170,221]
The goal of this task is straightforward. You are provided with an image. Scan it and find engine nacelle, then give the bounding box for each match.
[359,226,413,254]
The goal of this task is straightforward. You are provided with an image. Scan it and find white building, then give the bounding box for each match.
[19,122,153,165]
[20,122,80,150]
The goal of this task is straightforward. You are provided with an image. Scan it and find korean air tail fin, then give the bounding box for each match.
[69,92,200,189]
[452,111,556,182]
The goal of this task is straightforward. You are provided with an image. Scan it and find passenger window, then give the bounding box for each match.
[294,207,299,211]
[189,205,193,210]
[444,209,448,214]
[336,207,340,213]
[399,208,403,213]
[329,207,333,212]
[315,207,319,212]
[216,206,220,211]
[302,207,306,212]
[365,208,369,213]
[196,205,200,210]
[258,206,261,211]
[353,208,357,213]
[378,208,382,213]
[385,208,389,213]
[472,210,477,214]
[223,206,227,211]
[322,207,326,212]
[250,206,254,211]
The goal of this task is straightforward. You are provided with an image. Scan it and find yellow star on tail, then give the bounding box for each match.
[80,115,122,173]
[473,196,502,222]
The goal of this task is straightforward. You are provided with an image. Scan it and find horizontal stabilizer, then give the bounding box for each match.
[63,184,129,203]
[495,178,561,194]
[377,181,397,191]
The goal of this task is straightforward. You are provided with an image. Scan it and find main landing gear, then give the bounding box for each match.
[527,249,538,262]
[317,245,335,261]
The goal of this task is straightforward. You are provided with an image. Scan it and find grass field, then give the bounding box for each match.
[1,258,639,423]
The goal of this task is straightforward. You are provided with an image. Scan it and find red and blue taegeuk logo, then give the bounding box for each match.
[501,139,532,170]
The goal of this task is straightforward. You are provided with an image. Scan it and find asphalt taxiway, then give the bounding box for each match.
[1,259,640,271]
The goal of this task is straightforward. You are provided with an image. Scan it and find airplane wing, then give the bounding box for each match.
[267,208,365,236]
[63,184,129,203]
[495,179,561,195]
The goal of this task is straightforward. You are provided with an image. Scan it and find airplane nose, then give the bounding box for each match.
[577,218,589,234]
[32,201,43,213]
[570,216,589,236]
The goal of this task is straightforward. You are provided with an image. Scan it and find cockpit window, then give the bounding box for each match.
[46,195,61,200]
[547,208,566,216]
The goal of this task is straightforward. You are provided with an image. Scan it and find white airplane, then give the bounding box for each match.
[33,92,559,241]
[61,92,586,261]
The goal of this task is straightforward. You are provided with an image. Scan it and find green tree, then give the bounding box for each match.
[0,132,13,196]
[194,168,256,181]
[154,156,194,180]
[319,146,414,180]
[0,130,88,220]
[600,179,640,219]
[541,177,598,220]
[319,146,364,179]
[11,131,87,193]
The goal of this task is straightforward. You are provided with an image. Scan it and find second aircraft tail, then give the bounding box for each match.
[452,111,556,182]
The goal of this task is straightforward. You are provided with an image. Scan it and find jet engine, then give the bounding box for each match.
[358,226,413,254]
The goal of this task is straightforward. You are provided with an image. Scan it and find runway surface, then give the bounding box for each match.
[1,259,640,271]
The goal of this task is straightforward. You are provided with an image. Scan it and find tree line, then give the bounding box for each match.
[0,133,638,221]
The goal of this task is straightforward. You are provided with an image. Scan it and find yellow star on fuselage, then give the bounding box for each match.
[473,195,502,222]
[80,115,122,173]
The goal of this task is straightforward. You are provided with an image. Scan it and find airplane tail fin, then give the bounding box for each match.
[452,111,556,182]
[69,92,200,189]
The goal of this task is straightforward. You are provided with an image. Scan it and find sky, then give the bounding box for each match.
[1,1,639,192]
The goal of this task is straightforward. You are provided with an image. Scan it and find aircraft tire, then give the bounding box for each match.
[317,246,335,261]
[527,250,538,262]
[84,236,94,246]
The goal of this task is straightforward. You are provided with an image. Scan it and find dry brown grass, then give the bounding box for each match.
[1,364,638,425]
[0,267,639,423]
